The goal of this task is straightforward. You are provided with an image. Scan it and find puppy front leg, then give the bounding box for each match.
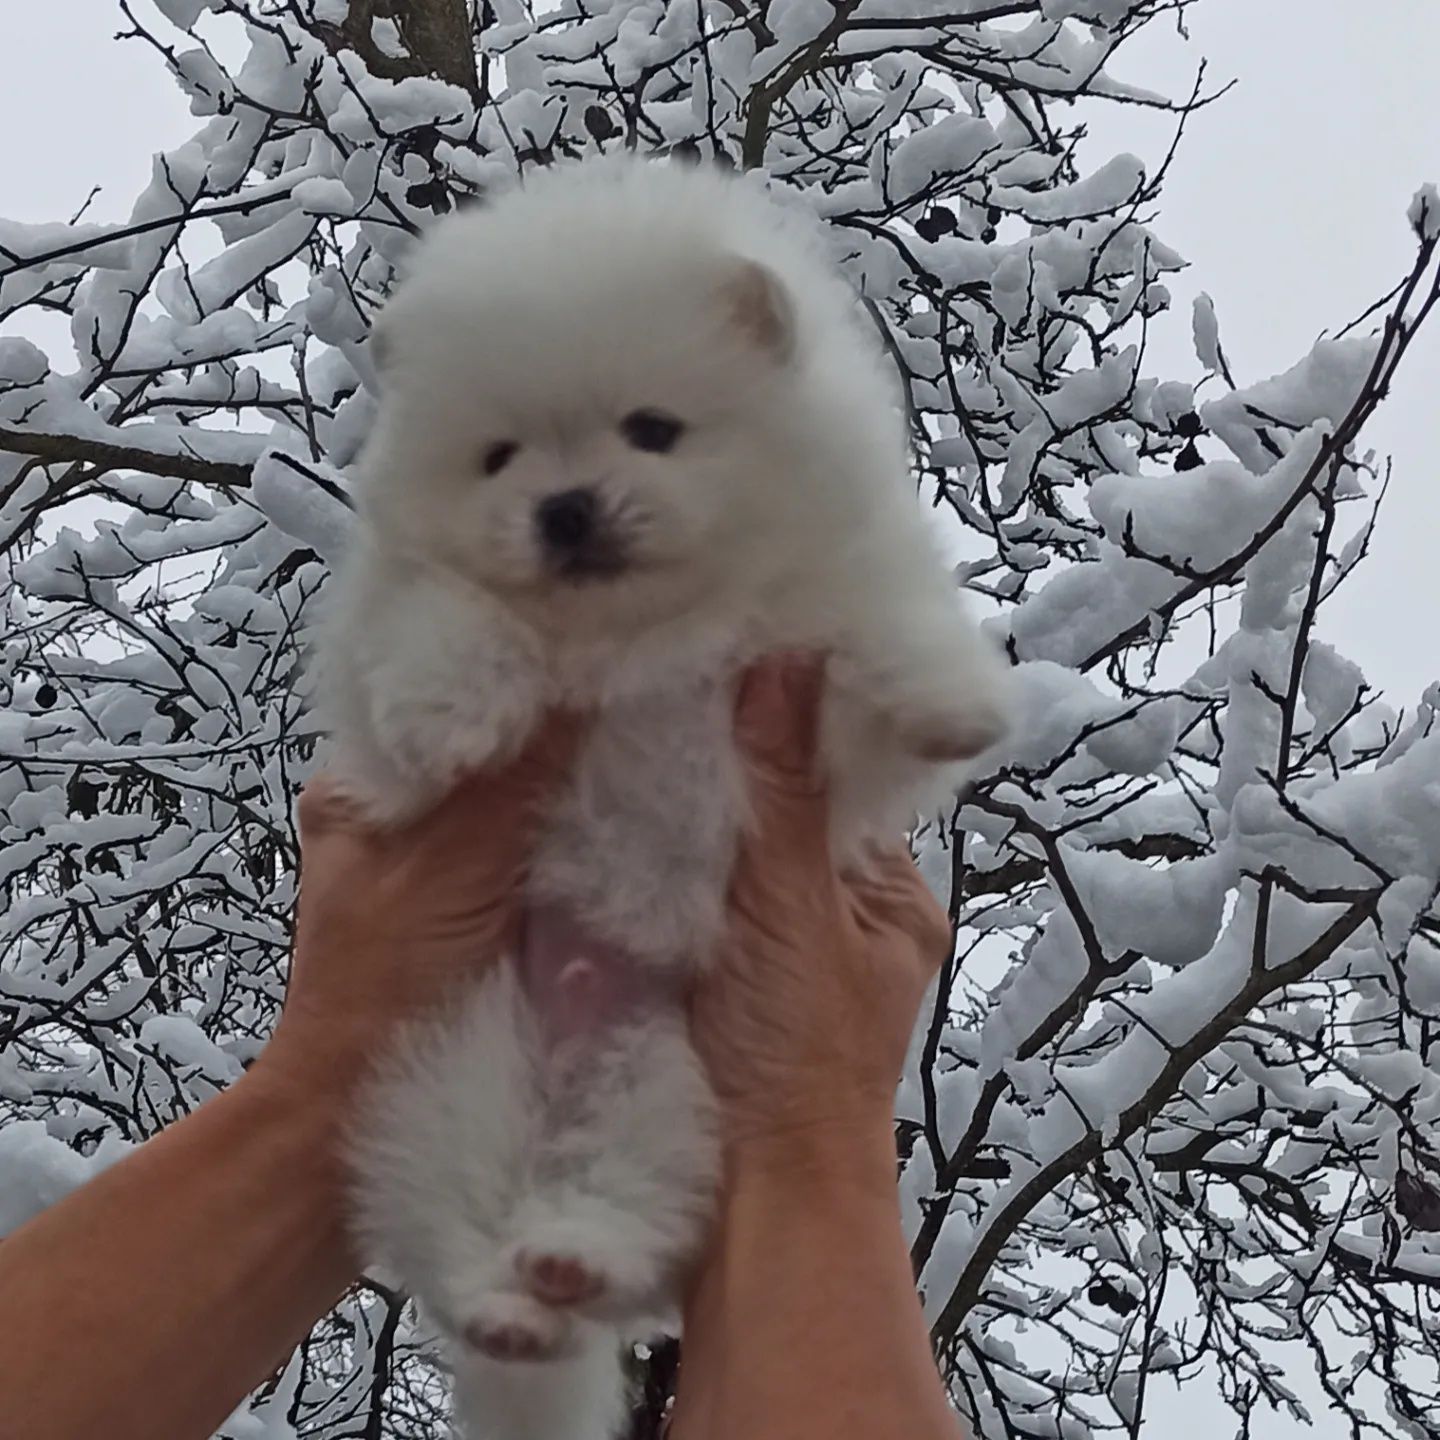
[829,601,1011,768]
[319,569,544,824]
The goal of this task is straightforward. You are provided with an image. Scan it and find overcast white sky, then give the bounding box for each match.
[0,3,1436,1435]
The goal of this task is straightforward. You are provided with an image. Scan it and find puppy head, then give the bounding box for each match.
[363,238,806,637]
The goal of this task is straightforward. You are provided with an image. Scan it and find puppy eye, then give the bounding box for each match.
[620,409,685,454]
[481,441,518,476]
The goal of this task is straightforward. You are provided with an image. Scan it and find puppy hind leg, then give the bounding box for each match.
[348,965,552,1362]
[452,1323,629,1440]
[502,1017,718,1328]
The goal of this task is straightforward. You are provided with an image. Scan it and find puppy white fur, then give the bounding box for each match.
[318,154,1010,1438]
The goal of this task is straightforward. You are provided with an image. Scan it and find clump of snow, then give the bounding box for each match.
[1204,338,1380,474]
[1192,293,1222,373]
[997,154,1145,223]
[0,337,47,386]
[251,451,354,561]
[0,1123,128,1236]
[293,177,359,218]
[1409,183,1440,242]
[153,0,220,25]
[887,115,999,199]
[1064,849,1234,968]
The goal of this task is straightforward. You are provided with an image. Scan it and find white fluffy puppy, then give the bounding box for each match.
[317,153,1009,1439]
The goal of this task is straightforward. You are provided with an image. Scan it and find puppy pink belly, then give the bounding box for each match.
[517,905,679,1046]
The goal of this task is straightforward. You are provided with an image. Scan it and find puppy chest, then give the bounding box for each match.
[529,689,742,964]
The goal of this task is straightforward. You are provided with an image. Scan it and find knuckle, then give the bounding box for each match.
[297,782,334,833]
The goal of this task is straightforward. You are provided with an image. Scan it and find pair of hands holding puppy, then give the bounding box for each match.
[277,653,950,1170]
[0,652,963,1440]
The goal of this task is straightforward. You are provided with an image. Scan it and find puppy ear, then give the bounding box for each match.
[719,259,795,362]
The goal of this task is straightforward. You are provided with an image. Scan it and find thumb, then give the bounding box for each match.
[498,706,588,797]
[735,652,826,787]
[733,654,832,862]
[849,848,953,971]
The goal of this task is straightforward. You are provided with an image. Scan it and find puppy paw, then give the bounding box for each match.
[319,721,454,826]
[324,769,430,828]
[505,1220,667,1319]
[892,697,1009,763]
[461,1292,571,1362]
[516,1249,609,1307]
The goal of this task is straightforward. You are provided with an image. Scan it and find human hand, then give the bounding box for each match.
[262,714,581,1095]
[691,655,952,1165]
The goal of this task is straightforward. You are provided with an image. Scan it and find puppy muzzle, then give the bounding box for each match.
[535,487,632,581]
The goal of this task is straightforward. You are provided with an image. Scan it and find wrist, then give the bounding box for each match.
[683,1110,907,1370]
[236,1054,374,1281]
[241,1041,366,1210]
[255,1020,372,1104]
[723,1110,899,1197]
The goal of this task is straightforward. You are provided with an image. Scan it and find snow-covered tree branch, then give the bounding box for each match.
[3,3,1439,1436]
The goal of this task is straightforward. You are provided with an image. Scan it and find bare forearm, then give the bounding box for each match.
[676,1123,963,1440]
[0,1065,356,1440]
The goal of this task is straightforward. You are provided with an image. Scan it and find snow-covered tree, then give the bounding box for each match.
[3,2,1439,1436]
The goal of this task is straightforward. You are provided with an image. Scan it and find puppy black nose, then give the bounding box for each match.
[536,488,598,552]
